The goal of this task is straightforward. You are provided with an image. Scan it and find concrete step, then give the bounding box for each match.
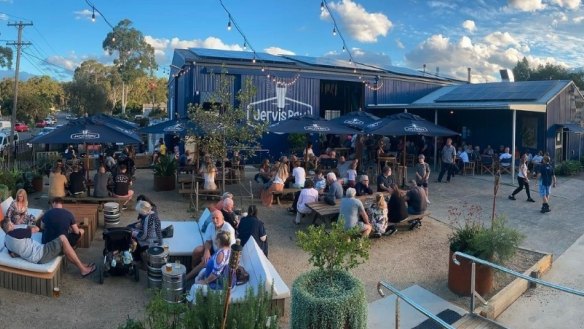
[454,314,508,329]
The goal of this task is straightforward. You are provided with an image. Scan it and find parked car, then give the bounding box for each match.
[44,117,55,125]
[14,122,29,132]
[0,132,19,152]
[35,120,47,128]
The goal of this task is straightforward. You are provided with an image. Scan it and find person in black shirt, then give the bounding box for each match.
[112,164,134,209]
[355,175,374,196]
[376,166,394,193]
[237,205,268,257]
[68,165,86,197]
[41,197,84,247]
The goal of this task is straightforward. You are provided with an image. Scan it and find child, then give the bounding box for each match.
[415,154,431,204]
[313,169,326,194]
[345,160,358,188]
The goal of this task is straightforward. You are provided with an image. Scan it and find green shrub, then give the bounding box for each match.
[153,155,177,177]
[291,269,367,329]
[0,169,22,196]
[119,284,278,329]
[292,220,369,329]
[556,160,581,176]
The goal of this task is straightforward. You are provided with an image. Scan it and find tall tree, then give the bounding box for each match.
[512,57,530,81]
[0,46,13,69]
[102,19,157,115]
[512,57,584,90]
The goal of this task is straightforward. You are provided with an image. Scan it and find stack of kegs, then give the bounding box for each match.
[162,263,186,303]
[147,246,168,288]
[103,202,121,226]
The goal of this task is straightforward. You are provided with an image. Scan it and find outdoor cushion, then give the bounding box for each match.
[198,208,212,233]
[161,221,203,257]
[1,196,43,221]
[0,228,63,273]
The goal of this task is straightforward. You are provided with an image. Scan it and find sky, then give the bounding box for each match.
[0,0,583,83]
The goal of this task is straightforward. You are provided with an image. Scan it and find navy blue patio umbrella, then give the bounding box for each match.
[136,118,204,136]
[267,116,360,135]
[29,116,142,144]
[364,112,458,137]
[92,113,138,130]
[328,111,380,130]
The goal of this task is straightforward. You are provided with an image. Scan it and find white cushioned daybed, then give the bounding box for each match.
[1,197,43,223]
[160,208,210,268]
[0,227,64,296]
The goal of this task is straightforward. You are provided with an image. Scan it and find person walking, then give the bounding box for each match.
[537,155,556,213]
[437,138,456,183]
[508,154,535,202]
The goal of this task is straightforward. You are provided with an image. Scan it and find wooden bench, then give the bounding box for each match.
[62,203,99,248]
[272,188,300,205]
[396,211,432,230]
[63,196,132,208]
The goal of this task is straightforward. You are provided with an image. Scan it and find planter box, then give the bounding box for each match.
[154,175,176,191]
[474,248,553,319]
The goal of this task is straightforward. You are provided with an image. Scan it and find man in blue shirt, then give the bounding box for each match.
[537,155,557,213]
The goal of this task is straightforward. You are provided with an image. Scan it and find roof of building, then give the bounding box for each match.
[170,48,454,82]
[369,80,579,113]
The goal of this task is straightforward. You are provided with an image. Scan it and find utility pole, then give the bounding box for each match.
[6,21,32,170]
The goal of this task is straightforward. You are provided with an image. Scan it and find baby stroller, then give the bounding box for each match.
[98,227,139,284]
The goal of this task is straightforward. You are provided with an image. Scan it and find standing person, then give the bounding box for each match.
[437,137,456,183]
[237,205,268,256]
[2,220,95,277]
[366,193,388,238]
[201,161,218,191]
[93,165,112,198]
[294,180,319,225]
[112,164,134,210]
[5,189,36,225]
[345,160,358,188]
[509,154,535,202]
[339,188,371,238]
[41,197,84,248]
[537,156,557,213]
[415,154,431,203]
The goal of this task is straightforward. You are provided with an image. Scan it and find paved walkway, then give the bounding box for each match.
[424,169,584,328]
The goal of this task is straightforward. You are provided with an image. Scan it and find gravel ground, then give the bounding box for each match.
[0,166,538,329]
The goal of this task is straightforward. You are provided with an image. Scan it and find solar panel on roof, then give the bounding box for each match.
[284,55,380,71]
[189,48,294,64]
[435,81,560,102]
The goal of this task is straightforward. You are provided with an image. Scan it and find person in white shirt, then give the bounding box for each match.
[291,160,306,188]
[294,180,320,225]
[336,156,352,179]
[499,147,512,167]
[186,210,235,280]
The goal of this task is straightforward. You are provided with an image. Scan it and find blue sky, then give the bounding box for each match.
[0,0,583,82]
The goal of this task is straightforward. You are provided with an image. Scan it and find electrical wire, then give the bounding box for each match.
[84,0,116,30]
[22,52,50,76]
[22,50,74,72]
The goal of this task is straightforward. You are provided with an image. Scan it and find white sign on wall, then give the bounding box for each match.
[247,85,313,122]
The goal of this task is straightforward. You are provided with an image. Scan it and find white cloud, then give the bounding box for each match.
[74,9,96,21]
[264,47,295,56]
[45,55,80,72]
[550,0,581,9]
[507,0,546,11]
[395,39,405,49]
[404,32,567,83]
[143,35,243,64]
[321,0,392,43]
[484,31,520,47]
[574,16,584,23]
[462,20,476,33]
[0,13,8,21]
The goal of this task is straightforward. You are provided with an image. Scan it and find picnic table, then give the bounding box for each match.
[306,194,380,223]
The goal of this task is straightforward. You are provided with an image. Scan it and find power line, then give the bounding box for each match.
[22,50,73,72]
[84,0,116,30]
[22,52,49,76]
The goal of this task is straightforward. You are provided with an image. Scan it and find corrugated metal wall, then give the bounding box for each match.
[365,78,443,105]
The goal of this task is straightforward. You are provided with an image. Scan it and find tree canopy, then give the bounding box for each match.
[512,57,584,90]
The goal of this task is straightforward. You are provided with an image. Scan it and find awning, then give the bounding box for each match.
[559,123,584,134]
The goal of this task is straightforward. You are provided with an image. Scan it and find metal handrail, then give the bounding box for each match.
[377,281,455,329]
[453,251,584,312]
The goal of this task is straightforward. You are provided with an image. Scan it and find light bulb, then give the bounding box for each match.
[91,7,96,22]
[267,74,270,78]
[332,27,337,36]
[112,36,116,42]
[261,67,265,72]
[342,45,345,52]
[320,1,324,11]
[252,57,256,64]
[227,21,232,31]
[353,68,357,73]
[243,42,247,50]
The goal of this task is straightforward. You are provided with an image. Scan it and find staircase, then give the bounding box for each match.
[453,314,508,329]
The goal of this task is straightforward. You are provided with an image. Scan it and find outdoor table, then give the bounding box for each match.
[378,156,397,174]
[306,194,381,224]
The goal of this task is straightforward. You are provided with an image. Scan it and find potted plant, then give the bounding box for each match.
[447,204,524,296]
[291,219,370,329]
[153,155,177,191]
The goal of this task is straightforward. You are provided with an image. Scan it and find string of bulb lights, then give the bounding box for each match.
[320,0,383,91]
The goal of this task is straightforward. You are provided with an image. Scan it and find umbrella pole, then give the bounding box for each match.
[402,136,407,187]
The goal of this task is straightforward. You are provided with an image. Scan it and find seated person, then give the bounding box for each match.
[187,230,233,302]
[186,210,235,281]
[355,175,373,196]
[339,188,371,238]
[41,197,84,248]
[220,197,238,231]
[104,153,116,172]
[112,164,134,210]
[237,205,268,256]
[260,162,287,207]
[215,192,233,212]
[5,189,36,225]
[93,165,112,198]
[2,219,95,277]
[254,159,272,185]
[48,167,68,200]
[323,172,343,205]
[313,169,326,194]
[483,145,495,156]
[129,200,162,261]
[336,156,352,179]
[405,180,428,215]
[294,179,319,225]
[376,166,394,193]
[499,147,512,167]
[366,193,389,238]
[386,183,408,235]
[290,160,306,189]
[68,165,87,197]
